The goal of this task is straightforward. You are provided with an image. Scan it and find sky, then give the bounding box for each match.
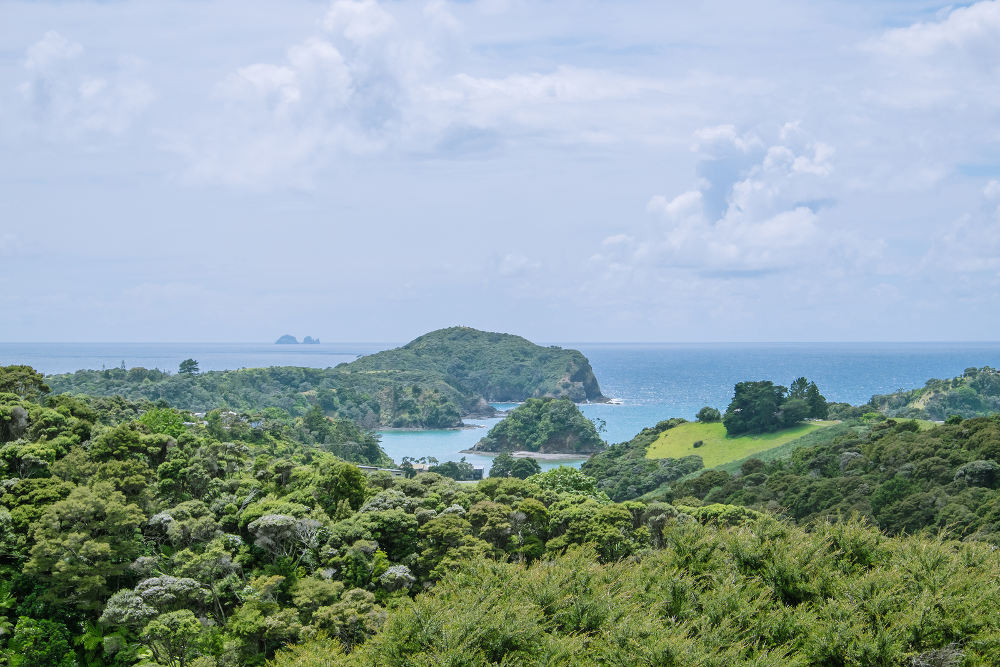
[2,0,1000,343]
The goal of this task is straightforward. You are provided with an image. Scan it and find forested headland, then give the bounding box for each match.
[45,328,606,430]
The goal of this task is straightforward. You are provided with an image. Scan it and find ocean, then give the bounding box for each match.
[3,341,999,473]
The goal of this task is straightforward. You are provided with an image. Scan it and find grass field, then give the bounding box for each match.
[645,420,839,469]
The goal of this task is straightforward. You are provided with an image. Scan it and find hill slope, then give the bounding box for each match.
[869,365,1000,420]
[340,327,606,403]
[646,420,838,468]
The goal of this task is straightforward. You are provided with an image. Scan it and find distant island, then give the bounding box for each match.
[47,326,606,429]
[275,335,320,344]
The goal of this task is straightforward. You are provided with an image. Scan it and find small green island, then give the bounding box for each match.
[469,397,606,457]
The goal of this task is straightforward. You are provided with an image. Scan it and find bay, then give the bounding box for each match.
[3,341,999,474]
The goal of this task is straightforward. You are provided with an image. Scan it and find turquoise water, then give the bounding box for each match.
[3,341,999,473]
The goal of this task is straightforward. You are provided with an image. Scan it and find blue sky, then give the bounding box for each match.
[2,0,999,342]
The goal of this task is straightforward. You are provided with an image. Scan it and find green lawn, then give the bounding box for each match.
[646,420,839,468]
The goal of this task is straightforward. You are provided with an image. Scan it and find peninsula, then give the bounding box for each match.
[46,327,606,430]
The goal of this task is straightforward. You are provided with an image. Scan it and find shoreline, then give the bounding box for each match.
[379,422,485,432]
[459,449,592,461]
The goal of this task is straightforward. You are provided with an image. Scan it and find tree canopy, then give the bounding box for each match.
[473,398,606,454]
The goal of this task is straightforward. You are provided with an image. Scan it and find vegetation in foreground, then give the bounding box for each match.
[8,359,1000,664]
[275,517,1000,666]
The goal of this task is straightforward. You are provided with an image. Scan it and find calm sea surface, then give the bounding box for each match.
[3,341,999,472]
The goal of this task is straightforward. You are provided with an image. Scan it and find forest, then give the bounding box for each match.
[5,361,1000,665]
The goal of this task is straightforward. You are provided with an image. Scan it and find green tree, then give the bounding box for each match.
[7,617,74,667]
[779,398,811,427]
[806,381,828,419]
[178,359,199,375]
[528,466,608,501]
[723,381,788,436]
[489,451,515,478]
[789,376,810,400]
[0,365,50,401]
[695,406,721,423]
[509,457,541,479]
[141,609,207,666]
[25,482,145,612]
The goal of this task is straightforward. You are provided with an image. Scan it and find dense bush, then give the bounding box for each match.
[276,517,1000,665]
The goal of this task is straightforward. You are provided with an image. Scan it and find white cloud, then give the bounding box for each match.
[24,30,82,70]
[872,1,1000,57]
[18,31,154,136]
[176,0,679,186]
[323,0,395,44]
[599,124,844,278]
[923,184,1000,274]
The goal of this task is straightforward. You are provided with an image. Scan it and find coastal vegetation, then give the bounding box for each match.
[276,517,1000,666]
[870,365,1000,420]
[6,360,1000,664]
[471,397,606,455]
[45,328,605,430]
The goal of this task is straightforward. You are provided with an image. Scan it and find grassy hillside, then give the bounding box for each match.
[646,420,838,467]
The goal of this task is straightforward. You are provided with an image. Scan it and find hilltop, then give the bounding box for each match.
[339,327,606,403]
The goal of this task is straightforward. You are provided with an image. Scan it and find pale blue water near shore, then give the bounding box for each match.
[3,341,1000,473]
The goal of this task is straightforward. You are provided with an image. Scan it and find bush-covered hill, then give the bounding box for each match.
[6,365,1000,665]
[869,365,1000,420]
[340,327,607,403]
[659,415,1000,541]
[46,328,607,429]
[471,397,606,455]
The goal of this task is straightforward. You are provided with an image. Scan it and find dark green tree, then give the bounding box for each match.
[178,359,199,375]
[7,617,75,667]
[806,381,828,419]
[789,376,809,400]
[723,381,787,436]
[778,398,810,427]
[0,365,50,401]
[489,452,516,478]
[695,406,721,423]
[509,457,541,479]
